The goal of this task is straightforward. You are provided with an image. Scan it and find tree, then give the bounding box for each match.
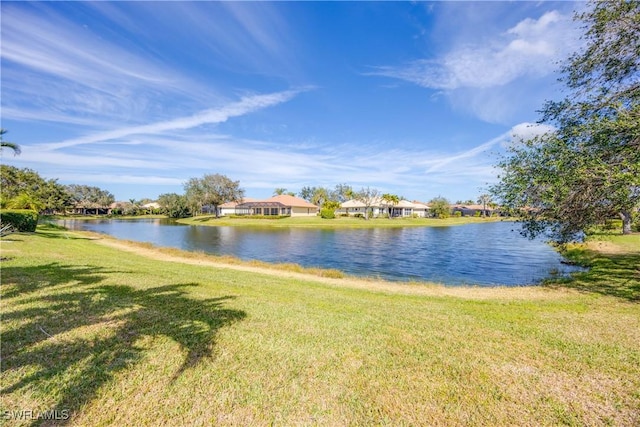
[381,193,400,219]
[0,129,21,155]
[298,186,315,202]
[332,183,353,203]
[7,193,45,211]
[184,174,244,218]
[157,193,190,218]
[311,187,330,207]
[273,188,287,196]
[477,194,492,217]
[65,184,115,214]
[352,187,380,220]
[492,0,640,241]
[428,196,451,219]
[0,165,71,212]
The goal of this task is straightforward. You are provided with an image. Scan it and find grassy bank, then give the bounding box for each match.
[1,227,639,425]
[177,214,504,229]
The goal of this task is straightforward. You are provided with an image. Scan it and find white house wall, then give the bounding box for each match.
[291,206,318,217]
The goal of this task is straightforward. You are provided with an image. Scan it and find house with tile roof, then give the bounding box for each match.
[221,195,319,217]
[337,199,430,218]
[451,203,495,217]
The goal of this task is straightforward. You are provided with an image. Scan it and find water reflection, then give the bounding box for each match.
[59,219,581,286]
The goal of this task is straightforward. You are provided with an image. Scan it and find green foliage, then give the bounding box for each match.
[428,196,451,219]
[322,200,341,211]
[1,165,71,212]
[0,209,39,232]
[603,219,623,231]
[157,193,190,218]
[0,128,20,155]
[65,184,115,210]
[7,193,45,211]
[320,208,336,219]
[184,174,244,217]
[454,211,462,218]
[492,0,640,242]
[381,193,400,219]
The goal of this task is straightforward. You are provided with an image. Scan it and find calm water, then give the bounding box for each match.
[59,219,581,286]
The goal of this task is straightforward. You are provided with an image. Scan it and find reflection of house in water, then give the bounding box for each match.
[219,195,319,217]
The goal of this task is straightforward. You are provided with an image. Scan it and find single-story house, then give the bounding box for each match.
[337,198,430,218]
[219,198,258,216]
[223,195,319,217]
[451,204,495,217]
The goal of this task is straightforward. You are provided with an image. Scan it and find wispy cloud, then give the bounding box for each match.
[370,10,576,90]
[41,89,308,150]
[14,119,532,201]
[367,8,581,124]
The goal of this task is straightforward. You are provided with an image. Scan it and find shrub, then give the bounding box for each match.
[320,208,335,219]
[454,211,462,217]
[0,209,39,232]
[604,219,623,230]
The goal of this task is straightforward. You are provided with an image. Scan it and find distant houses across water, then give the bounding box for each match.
[68,196,499,218]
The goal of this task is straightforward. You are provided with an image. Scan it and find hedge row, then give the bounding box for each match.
[0,209,39,232]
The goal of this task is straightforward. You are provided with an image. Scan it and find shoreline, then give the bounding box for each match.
[87,231,572,301]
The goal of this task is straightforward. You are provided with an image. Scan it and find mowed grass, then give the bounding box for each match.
[1,227,639,426]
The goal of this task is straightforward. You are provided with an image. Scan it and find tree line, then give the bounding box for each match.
[0,166,116,214]
[1,165,488,221]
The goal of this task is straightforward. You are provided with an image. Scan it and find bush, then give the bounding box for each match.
[0,209,39,232]
[454,211,462,217]
[320,208,335,219]
[604,219,623,230]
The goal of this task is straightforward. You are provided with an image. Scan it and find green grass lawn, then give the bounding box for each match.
[1,227,639,425]
[177,214,504,229]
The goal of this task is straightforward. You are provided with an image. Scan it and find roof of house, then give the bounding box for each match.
[263,194,319,209]
[228,195,318,209]
[220,198,258,208]
[411,201,430,209]
[341,199,430,209]
[340,199,367,208]
[452,204,494,210]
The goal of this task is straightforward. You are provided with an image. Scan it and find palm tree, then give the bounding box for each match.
[0,129,21,155]
[381,193,400,219]
[477,194,492,217]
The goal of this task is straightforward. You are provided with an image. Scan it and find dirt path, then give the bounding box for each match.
[94,236,572,301]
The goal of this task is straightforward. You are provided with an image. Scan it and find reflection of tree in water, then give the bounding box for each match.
[1,262,246,426]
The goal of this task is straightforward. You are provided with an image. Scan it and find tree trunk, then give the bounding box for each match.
[619,211,632,235]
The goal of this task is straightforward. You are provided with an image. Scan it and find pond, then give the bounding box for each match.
[58,219,581,286]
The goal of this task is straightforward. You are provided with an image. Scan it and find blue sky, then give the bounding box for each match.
[1,1,582,202]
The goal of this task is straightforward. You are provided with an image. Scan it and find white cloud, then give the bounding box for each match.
[509,122,555,142]
[366,7,582,125]
[371,10,577,90]
[41,89,308,150]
